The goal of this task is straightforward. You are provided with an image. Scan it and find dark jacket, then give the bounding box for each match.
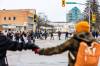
[39,32,96,66]
[0,34,39,66]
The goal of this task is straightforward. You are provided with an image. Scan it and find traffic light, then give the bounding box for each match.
[62,0,65,7]
[92,13,96,23]
[34,14,37,22]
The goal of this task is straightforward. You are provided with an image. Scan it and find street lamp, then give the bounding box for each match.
[44,16,47,31]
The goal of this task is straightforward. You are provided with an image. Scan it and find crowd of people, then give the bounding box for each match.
[1,29,52,44]
[1,29,100,43]
[1,29,74,44]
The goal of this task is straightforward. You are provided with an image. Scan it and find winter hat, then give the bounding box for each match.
[75,21,90,33]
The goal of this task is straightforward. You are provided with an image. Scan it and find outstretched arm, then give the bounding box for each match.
[38,38,74,55]
[0,35,39,51]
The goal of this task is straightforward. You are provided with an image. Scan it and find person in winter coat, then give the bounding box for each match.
[50,31,54,40]
[65,31,69,40]
[58,31,61,40]
[0,31,40,66]
[36,21,96,66]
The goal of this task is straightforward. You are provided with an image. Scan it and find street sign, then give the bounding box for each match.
[62,0,65,7]
[66,2,77,4]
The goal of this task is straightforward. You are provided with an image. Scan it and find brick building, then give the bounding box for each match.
[0,9,37,31]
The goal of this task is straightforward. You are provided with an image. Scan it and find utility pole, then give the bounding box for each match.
[88,0,91,31]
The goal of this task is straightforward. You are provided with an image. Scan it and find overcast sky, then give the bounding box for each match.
[0,0,99,22]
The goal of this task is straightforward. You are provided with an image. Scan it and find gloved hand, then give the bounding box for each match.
[32,48,40,54]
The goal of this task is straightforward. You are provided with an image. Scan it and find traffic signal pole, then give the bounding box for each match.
[88,1,91,31]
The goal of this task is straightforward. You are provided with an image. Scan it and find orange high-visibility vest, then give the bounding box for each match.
[75,42,100,66]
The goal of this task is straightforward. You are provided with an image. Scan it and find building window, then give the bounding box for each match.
[8,17,11,20]
[4,17,6,20]
[13,17,16,20]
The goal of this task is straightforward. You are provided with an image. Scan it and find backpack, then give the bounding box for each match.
[75,42,100,66]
